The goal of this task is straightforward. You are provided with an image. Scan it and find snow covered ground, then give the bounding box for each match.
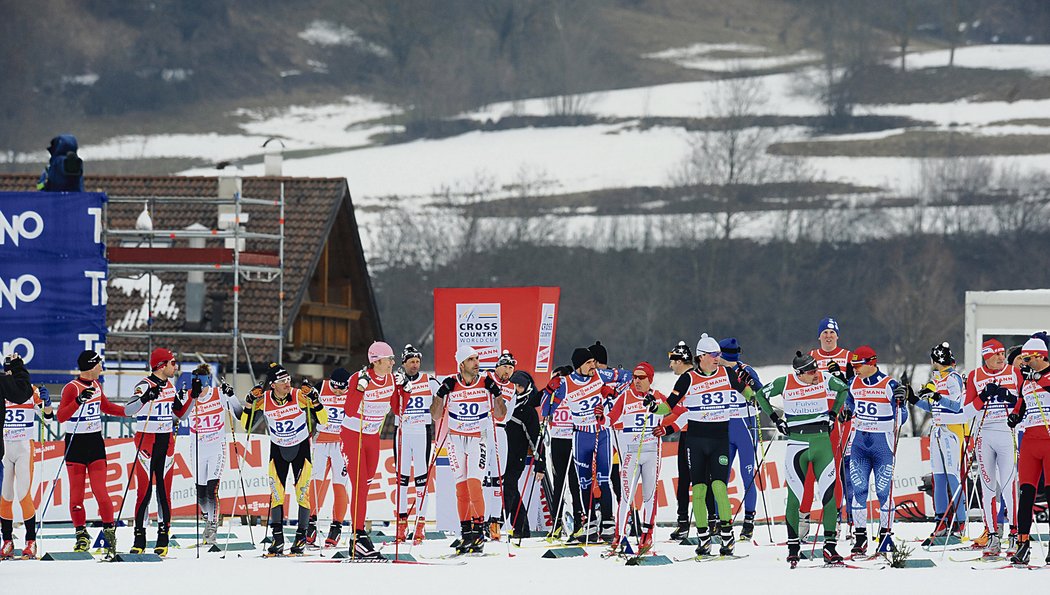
[5,520,1044,594]
[6,44,1050,264]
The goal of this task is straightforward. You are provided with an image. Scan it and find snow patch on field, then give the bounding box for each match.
[298,20,390,57]
[905,44,1050,75]
[644,43,820,72]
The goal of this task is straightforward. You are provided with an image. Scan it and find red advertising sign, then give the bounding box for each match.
[433,287,561,384]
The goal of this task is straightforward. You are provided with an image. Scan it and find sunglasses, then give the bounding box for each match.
[633,375,648,380]
[1021,355,1035,362]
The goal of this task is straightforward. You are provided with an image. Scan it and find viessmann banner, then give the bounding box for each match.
[0,192,107,383]
[433,287,561,383]
[27,436,939,527]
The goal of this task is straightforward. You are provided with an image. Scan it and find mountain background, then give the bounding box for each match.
[3,0,1050,367]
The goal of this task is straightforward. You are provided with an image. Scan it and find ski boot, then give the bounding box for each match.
[669,518,690,541]
[74,526,91,553]
[413,517,427,545]
[153,522,170,557]
[351,529,384,559]
[452,521,470,552]
[290,529,308,555]
[876,527,895,553]
[694,528,712,557]
[718,525,736,556]
[709,518,721,544]
[0,540,13,559]
[202,519,218,546]
[982,532,1001,557]
[950,520,965,539]
[1010,536,1030,566]
[21,540,37,559]
[395,516,409,544]
[487,517,501,542]
[787,539,801,568]
[102,525,117,559]
[823,533,843,564]
[798,512,811,541]
[600,519,617,544]
[130,526,148,554]
[638,524,654,552]
[850,527,867,557]
[923,520,948,546]
[1007,528,1018,555]
[267,525,285,556]
[305,514,318,546]
[467,521,486,553]
[739,512,755,541]
[325,522,342,547]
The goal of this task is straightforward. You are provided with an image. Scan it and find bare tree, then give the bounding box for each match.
[673,75,812,240]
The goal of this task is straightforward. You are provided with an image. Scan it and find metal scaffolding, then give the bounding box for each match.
[105,185,286,396]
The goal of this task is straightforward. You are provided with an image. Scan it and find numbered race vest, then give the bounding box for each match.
[62,379,105,434]
[399,373,434,434]
[548,388,574,440]
[929,370,967,426]
[263,391,309,447]
[133,378,177,433]
[342,372,394,435]
[680,367,736,424]
[315,380,348,443]
[446,375,492,437]
[970,365,1020,430]
[850,374,896,434]
[811,348,851,372]
[782,372,832,421]
[1019,377,1050,434]
[4,387,41,441]
[189,387,227,445]
[613,387,662,446]
[561,373,606,431]
[488,372,516,427]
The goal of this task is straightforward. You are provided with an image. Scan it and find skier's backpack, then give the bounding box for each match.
[37,134,84,192]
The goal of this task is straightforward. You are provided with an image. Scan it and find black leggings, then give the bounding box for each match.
[676,440,691,522]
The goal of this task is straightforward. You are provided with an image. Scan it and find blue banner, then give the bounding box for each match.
[0,192,107,383]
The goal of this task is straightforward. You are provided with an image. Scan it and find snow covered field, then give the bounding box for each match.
[5,521,1045,594]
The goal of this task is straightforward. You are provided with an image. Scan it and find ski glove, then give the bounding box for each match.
[220,380,235,398]
[139,384,161,403]
[999,386,1017,406]
[1007,412,1022,428]
[892,384,907,405]
[483,375,502,398]
[38,385,51,407]
[76,386,96,405]
[653,425,669,437]
[190,376,203,400]
[553,365,573,377]
[736,366,757,391]
[1020,365,1042,381]
[356,368,370,392]
[918,383,940,402]
[544,376,562,394]
[593,404,605,423]
[245,384,264,404]
[770,414,789,435]
[837,408,852,423]
[436,376,457,400]
[826,361,847,383]
[642,392,659,413]
[979,383,999,402]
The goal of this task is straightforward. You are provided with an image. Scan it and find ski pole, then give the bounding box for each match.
[746,401,774,542]
[486,383,512,556]
[405,408,449,556]
[220,376,256,550]
[511,411,552,546]
[38,384,85,540]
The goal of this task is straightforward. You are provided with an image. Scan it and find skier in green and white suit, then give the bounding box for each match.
[752,351,849,567]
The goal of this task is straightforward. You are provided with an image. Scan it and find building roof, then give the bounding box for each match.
[0,174,382,369]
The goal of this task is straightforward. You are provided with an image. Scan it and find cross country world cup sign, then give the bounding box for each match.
[456,303,501,369]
